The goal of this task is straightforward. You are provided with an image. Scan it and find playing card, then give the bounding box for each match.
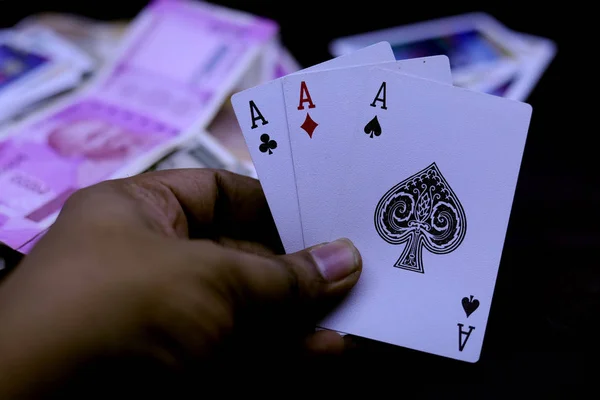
[0,43,59,124]
[0,43,49,91]
[231,42,396,254]
[0,26,97,124]
[0,60,83,124]
[325,68,532,363]
[281,55,452,248]
[485,32,556,101]
[329,12,527,94]
[9,25,95,74]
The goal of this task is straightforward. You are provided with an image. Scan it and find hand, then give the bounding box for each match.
[0,169,362,398]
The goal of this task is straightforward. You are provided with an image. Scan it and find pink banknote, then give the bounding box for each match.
[95,0,277,130]
[0,0,278,252]
[0,98,179,247]
[0,213,44,250]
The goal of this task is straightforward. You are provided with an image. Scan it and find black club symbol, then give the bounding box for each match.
[259,134,277,155]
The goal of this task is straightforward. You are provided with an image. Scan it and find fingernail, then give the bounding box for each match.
[310,238,358,282]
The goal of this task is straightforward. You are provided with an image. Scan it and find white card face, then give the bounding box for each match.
[281,56,452,248]
[326,68,532,363]
[378,55,452,85]
[231,42,395,254]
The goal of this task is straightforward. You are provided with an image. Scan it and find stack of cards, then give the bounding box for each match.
[0,26,95,125]
[232,40,532,363]
[329,12,556,101]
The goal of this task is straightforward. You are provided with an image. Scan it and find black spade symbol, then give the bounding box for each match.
[259,133,277,155]
[461,295,480,318]
[374,162,467,274]
[364,116,382,138]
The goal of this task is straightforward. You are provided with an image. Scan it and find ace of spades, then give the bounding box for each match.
[325,67,532,363]
[282,56,453,248]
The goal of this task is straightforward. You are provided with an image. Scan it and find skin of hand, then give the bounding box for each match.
[0,169,362,398]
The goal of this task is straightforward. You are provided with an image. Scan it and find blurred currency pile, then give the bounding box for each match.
[0,0,301,252]
[0,2,555,253]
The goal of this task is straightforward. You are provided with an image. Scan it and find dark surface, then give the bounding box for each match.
[1,0,597,396]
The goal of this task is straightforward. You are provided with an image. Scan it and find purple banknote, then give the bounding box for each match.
[95,0,277,130]
[0,98,178,248]
[0,213,44,250]
[0,0,278,252]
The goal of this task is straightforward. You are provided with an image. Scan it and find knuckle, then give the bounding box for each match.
[57,180,135,229]
[273,257,302,301]
[277,252,323,301]
[62,180,117,208]
[60,186,92,209]
[57,185,103,220]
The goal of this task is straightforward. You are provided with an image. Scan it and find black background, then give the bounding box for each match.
[1,0,598,396]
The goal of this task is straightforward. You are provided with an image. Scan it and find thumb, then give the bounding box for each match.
[281,238,363,300]
[227,238,362,307]
[192,238,362,373]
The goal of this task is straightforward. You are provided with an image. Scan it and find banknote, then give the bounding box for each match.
[149,131,254,177]
[0,212,45,251]
[205,101,253,170]
[273,41,302,78]
[153,38,302,179]
[91,0,278,131]
[0,97,179,227]
[203,40,300,176]
[251,37,302,85]
[5,127,253,253]
[0,0,278,251]
[17,12,129,66]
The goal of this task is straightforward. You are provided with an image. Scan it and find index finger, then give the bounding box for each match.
[124,168,283,251]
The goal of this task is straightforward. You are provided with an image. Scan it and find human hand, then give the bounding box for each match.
[0,169,362,397]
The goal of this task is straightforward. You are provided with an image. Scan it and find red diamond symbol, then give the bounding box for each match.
[300,113,318,138]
